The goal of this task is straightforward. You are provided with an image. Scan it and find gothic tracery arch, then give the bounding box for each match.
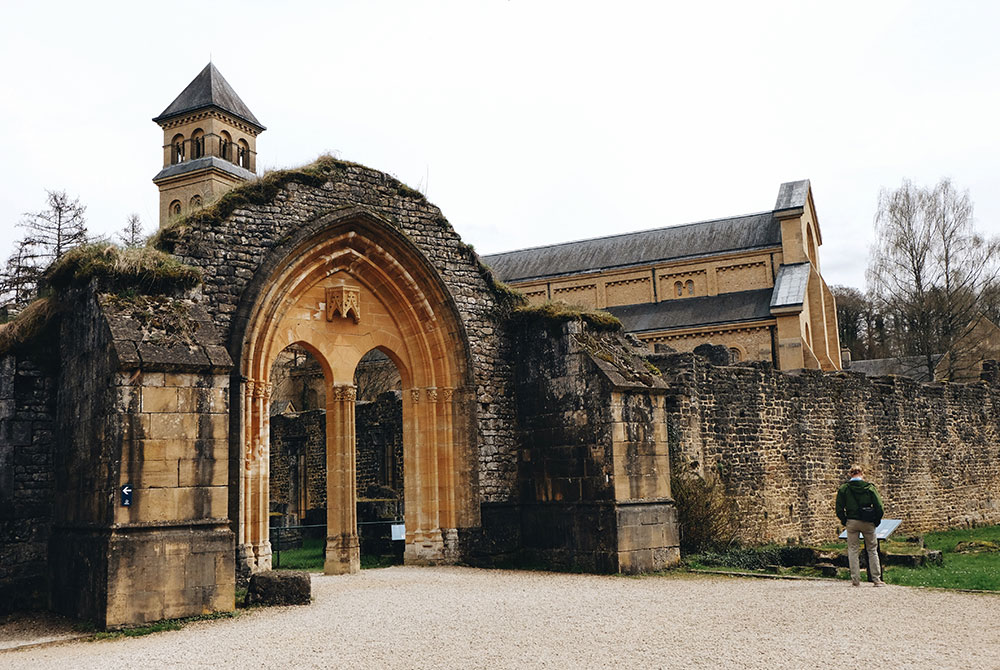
[235,209,473,575]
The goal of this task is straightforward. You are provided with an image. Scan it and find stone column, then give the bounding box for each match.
[236,379,257,575]
[255,381,273,570]
[247,380,272,571]
[437,388,460,561]
[404,387,444,564]
[325,384,360,575]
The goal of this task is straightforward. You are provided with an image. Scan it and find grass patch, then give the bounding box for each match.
[273,537,325,571]
[881,525,1000,590]
[91,611,239,640]
[885,552,1000,590]
[510,301,622,332]
[273,536,402,571]
[684,525,1000,591]
[0,297,61,355]
[45,243,202,293]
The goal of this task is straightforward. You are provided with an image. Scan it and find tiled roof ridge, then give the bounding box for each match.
[482,209,776,259]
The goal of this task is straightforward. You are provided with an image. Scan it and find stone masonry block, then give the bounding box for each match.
[141,386,178,414]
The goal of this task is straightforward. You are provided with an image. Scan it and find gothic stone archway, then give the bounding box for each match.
[237,209,473,575]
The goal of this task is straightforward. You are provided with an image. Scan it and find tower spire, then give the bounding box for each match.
[152,65,265,227]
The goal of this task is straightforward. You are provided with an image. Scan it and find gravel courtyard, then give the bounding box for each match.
[6,566,999,669]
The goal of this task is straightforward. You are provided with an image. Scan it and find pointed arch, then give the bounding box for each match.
[229,207,475,575]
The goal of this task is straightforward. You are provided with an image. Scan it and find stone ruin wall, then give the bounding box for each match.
[164,162,519,506]
[268,392,403,526]
[0,354,56,615]
[268,409,326,524]
[656,352,1000,545]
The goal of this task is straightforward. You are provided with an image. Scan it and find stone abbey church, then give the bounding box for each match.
[2,65,999,628]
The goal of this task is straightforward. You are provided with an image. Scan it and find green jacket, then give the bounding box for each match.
[835,479,884,524]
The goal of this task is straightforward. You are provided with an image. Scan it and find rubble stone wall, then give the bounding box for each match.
[654,352,1000,545]
[0,354,57,614]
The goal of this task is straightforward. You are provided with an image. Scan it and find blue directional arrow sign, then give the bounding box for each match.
[121,484,133,507]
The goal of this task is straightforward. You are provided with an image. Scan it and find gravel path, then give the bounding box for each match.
[5,567,999,669]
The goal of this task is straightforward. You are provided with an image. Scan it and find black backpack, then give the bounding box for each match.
[848,486,880,523]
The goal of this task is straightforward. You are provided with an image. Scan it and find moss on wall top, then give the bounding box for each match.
[509,301,623,332]
[45,243,202,293]
[151,154,427,253]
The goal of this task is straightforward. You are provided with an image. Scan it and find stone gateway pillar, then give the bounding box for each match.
[325,384,360,575]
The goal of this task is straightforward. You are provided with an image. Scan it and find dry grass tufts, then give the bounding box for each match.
[0,298,62,355]
[510,301,622,332]
[46,243,202,293]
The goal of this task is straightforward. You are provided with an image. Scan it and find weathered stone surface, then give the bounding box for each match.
[245,570,311,606]
[0,354,56,615]
[653,351,1000,545]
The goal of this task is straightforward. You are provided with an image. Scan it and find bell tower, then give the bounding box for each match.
[152,64,265,227]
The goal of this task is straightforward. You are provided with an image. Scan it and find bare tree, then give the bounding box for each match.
[18,190,88,266]
[354,349,401,402]
[831,285,888,361]
[867,178,999,380]
[1,191,89,308]
[118,213,145,248]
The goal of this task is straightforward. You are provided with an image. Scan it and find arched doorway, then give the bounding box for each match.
[235,209,473,576]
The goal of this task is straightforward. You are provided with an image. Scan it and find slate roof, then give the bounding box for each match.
[482,212,781,282]
[152,156,257,183]
[847,355,942,382]
[770,262,811,309]
[154,63,265,130]
[774,179,810,212]
[605,289,774,333]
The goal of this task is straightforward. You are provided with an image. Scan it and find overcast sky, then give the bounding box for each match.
[1,1,997,290]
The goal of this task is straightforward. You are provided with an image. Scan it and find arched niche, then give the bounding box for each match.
[232,208,475,576]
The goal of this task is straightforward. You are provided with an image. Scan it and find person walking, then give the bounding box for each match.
[835,465,886,587]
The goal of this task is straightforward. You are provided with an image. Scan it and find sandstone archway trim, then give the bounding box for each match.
[234,208,475,574]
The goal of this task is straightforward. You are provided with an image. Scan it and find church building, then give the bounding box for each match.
[483,182,843,371]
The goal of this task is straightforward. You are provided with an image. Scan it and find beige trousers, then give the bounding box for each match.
[845,519,882,584]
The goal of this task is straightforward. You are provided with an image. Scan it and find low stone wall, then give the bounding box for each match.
[0,354,57,614]
[653,352,1000,545]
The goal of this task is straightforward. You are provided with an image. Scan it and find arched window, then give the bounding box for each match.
[191,129,205,159]
[806,226,818,264]
[729,347,742,363]
[674,281,683,297]
[237,139,250,169]
[171,134,185,164]
[169,200,182,217]
[219,130,232,162]
[805,322,812,346]
[686,280,694,295]
[189,194,203,209]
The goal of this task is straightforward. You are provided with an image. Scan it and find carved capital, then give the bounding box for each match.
[410,388,421,404]
[440,387,454,403]
[332,385,357,402]
[426,387,438,403]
